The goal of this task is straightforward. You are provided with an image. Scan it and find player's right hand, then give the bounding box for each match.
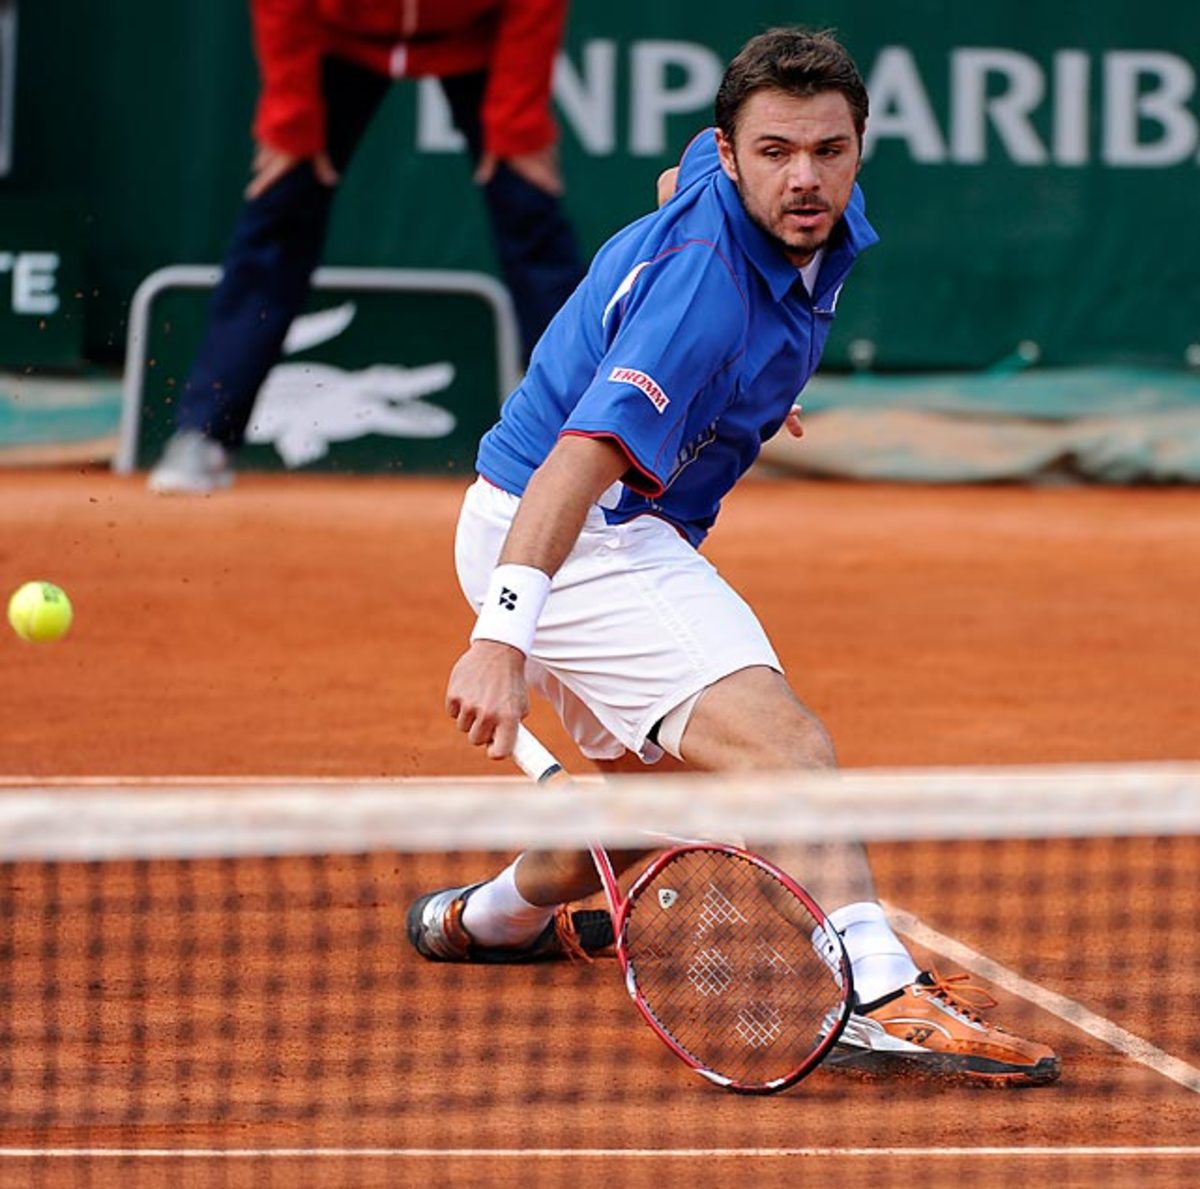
[246,143,338,200]
[445,640,529,760]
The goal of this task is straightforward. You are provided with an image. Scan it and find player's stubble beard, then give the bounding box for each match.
[732,173,837,269]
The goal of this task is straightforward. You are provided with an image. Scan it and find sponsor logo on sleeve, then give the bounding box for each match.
[609,366,670,413]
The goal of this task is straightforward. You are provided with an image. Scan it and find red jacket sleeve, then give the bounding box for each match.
[481,0,567,158]
[251,0,328,157]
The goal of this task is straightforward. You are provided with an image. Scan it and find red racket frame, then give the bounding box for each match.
[513,725,853,1094]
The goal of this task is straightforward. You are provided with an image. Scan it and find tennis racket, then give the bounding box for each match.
[512,724,853,1094]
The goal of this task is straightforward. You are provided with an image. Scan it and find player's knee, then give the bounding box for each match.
[676,668,837,770]
[793,711,837,769]
[680,686,837,771]
[750,704,836,770]
[766,688,837,769]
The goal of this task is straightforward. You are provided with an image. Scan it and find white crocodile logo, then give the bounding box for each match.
[245,302,457,467]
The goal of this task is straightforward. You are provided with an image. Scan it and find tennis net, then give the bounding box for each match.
[0,763,1196,1187]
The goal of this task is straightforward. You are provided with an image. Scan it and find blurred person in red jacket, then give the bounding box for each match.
[150,0,584,494]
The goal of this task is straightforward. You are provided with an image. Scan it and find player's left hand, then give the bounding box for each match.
[475,146,564,196]
[784,404,805,438]
[656,167,680,207]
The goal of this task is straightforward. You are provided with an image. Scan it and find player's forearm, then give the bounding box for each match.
[498,435,629,578]
[468,436,627,660]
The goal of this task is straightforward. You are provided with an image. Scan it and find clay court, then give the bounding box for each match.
[1,469,1198,1187]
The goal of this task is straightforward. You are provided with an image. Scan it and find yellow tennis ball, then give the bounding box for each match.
[7,581,73,643]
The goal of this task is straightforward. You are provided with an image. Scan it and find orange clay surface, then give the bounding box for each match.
[1,469,1198,1188]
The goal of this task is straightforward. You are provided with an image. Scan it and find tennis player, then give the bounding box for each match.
[409,27,1059,1087]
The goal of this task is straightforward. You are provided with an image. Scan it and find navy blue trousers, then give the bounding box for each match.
[176,59,584,448]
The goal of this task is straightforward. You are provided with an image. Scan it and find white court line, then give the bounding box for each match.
[0,1147,1195,1159]
[885,902,1200,1095]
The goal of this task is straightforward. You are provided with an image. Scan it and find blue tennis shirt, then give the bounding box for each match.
[476,129,879,547]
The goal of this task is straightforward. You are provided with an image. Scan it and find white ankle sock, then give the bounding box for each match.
[460,860,556,947]
[828,901,921,1007]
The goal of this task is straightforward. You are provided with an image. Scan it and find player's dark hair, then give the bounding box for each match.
[716,28,868,147]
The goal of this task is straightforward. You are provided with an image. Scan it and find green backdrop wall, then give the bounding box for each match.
[4,1,1198,371]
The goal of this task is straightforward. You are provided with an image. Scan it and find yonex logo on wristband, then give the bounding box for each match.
[472,564,550,656]
[609,366,670,413]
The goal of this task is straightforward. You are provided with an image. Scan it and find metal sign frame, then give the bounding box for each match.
[114,265,522,475]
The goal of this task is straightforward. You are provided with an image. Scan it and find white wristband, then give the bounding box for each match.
[470,564,552,656]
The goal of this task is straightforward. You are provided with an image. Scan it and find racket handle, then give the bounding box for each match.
[513,725,569,786]
[514,725,615,903]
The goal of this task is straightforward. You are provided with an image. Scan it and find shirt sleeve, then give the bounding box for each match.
[481,0,566,157]
[250,0,327,157]
[674,128,721,192]
[561,240,746,495]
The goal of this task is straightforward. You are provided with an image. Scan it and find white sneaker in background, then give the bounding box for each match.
[147,431,234,495]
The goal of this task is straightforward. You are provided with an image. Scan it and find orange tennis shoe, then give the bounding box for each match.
[824,969,1060,1086]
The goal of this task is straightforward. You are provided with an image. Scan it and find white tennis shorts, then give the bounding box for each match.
[455,477,782,762]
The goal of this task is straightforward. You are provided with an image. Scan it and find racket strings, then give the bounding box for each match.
[623,849,843,1086]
